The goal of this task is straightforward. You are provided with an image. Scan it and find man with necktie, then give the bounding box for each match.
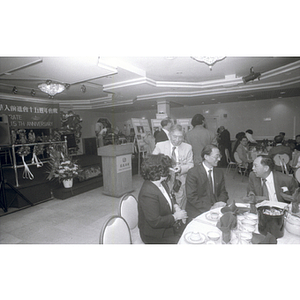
[186,145,229,221]
[152,124,194,209]
[247,155,298,202]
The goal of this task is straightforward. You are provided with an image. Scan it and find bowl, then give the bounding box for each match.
[241,224,256,233]
[190,232,202,241]
[207,231,221,241]
[245,213,258,221]
[241,219,257,227]
[210,212,219,220]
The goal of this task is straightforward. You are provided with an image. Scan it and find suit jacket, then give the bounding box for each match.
[138,180,176,241]
[185,125,217,165]
[152,140,194,184]
[247,171,298,202]
[186,164,229,219]
[155,129,169,144]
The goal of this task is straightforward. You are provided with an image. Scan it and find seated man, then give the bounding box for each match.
[268,135,292,172]
[186,145,229,221]
[247,155,298,202]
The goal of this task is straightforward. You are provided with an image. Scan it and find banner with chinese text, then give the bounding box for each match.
[0,99,60,129]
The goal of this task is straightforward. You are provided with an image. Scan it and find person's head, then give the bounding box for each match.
[169,124,184,147]
[279,132,286,139]
[240,136,249,146]
[191,114,205,127]
[202,145,221,168]
[286,139,296,151]
[219,126,225,132]
[252,155,274,179]
[246,129,253,135]
[140,154,172,181]
[296,135,300,144]
[161,118,172,131]
[235,132,246,140]
[274,135,283,145]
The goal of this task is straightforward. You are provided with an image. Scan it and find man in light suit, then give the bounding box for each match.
[186,145,229,221]
[153,124,194,209]
[247,155,298,202]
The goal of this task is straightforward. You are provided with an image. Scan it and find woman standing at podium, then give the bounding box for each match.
[138,154,187,244]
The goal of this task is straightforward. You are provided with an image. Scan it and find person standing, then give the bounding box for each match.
[185,113,217,165]
[152,124,194,209]
[218,126,231,167]
[186,145,229,221]
[154,118,172,144]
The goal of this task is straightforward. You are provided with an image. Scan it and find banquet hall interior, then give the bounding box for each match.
[1,56,300,244]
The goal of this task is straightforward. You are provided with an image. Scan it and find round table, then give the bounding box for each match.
[178,204,300,244]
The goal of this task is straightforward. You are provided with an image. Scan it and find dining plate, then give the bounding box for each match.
[205,212,220,222]
[184,232,206,244]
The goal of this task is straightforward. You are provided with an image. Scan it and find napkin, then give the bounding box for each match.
[216,212,237,243]
[251,232,277,244]
[221,200,250,215]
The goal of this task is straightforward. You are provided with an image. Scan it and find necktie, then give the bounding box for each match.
[171,146,177,166]
[262,178,269,199]
[161,180,175,212]
[208,169,216,203]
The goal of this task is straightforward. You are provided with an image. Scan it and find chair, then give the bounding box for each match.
[99,215,132,244]
[273,153,290,174]
[225,148,236,174]
[118,193,144,244]
[233,152,247,181]
[295,168,300,184]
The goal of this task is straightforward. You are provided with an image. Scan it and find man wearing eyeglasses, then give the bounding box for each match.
[186,144,229,221]
[153,124,194,210]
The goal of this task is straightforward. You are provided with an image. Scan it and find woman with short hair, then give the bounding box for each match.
[138,154,187,244]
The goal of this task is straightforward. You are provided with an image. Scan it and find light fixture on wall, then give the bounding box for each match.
[81,85,86,93]
[191,56,226,70]
[31,89,36,96]
[38,80,66,97]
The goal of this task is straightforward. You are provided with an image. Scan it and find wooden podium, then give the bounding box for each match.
[98,143,134,197]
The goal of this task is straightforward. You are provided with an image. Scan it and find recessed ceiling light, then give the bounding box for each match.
[280,91,286,94]
[176,71,182,75]
[211,98,215,101]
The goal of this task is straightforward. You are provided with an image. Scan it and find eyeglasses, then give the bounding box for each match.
[210,154,222,159]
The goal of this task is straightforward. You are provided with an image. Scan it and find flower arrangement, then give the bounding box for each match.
[46,147,80,182]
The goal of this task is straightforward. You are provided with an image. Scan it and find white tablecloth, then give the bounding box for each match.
[178,205,300,244]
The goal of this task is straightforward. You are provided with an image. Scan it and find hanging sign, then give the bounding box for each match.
[0,99,60,128]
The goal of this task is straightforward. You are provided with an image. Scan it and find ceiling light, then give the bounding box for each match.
[280,91,286,94]
[12,86,18,94]
[242,67,261,84]
[38,81,66,96]
[31,89,36,96]
[191,56,226,70]
[81,85,86,93]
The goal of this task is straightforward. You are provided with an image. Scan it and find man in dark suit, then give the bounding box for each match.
[154,118,172,144]
[186,145,229,221]
[247,155,298,202]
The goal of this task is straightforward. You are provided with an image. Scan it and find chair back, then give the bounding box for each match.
[273,153,290,174]
[99,215,132,244]
[225,148,231,163]
[234,152,243,164]
[295,168,300,184]
[118,193,138,230]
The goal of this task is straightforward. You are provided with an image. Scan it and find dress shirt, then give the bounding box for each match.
[152,180,173,210]
[263,172,278,202]
[202,162,214,193]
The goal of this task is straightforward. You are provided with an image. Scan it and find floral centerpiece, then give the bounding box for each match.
[46,147,80,187]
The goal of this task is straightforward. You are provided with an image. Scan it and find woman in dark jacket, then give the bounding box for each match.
[138,154,187,244]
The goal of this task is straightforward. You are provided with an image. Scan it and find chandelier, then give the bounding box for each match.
[191,56,226,70]
[38,80,66,97]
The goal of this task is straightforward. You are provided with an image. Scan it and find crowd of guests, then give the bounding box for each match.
[137,114,300,244]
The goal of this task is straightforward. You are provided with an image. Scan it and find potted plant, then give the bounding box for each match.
[46,147,79,188]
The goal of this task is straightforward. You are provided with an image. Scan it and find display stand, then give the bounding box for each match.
[98,143,133,197]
